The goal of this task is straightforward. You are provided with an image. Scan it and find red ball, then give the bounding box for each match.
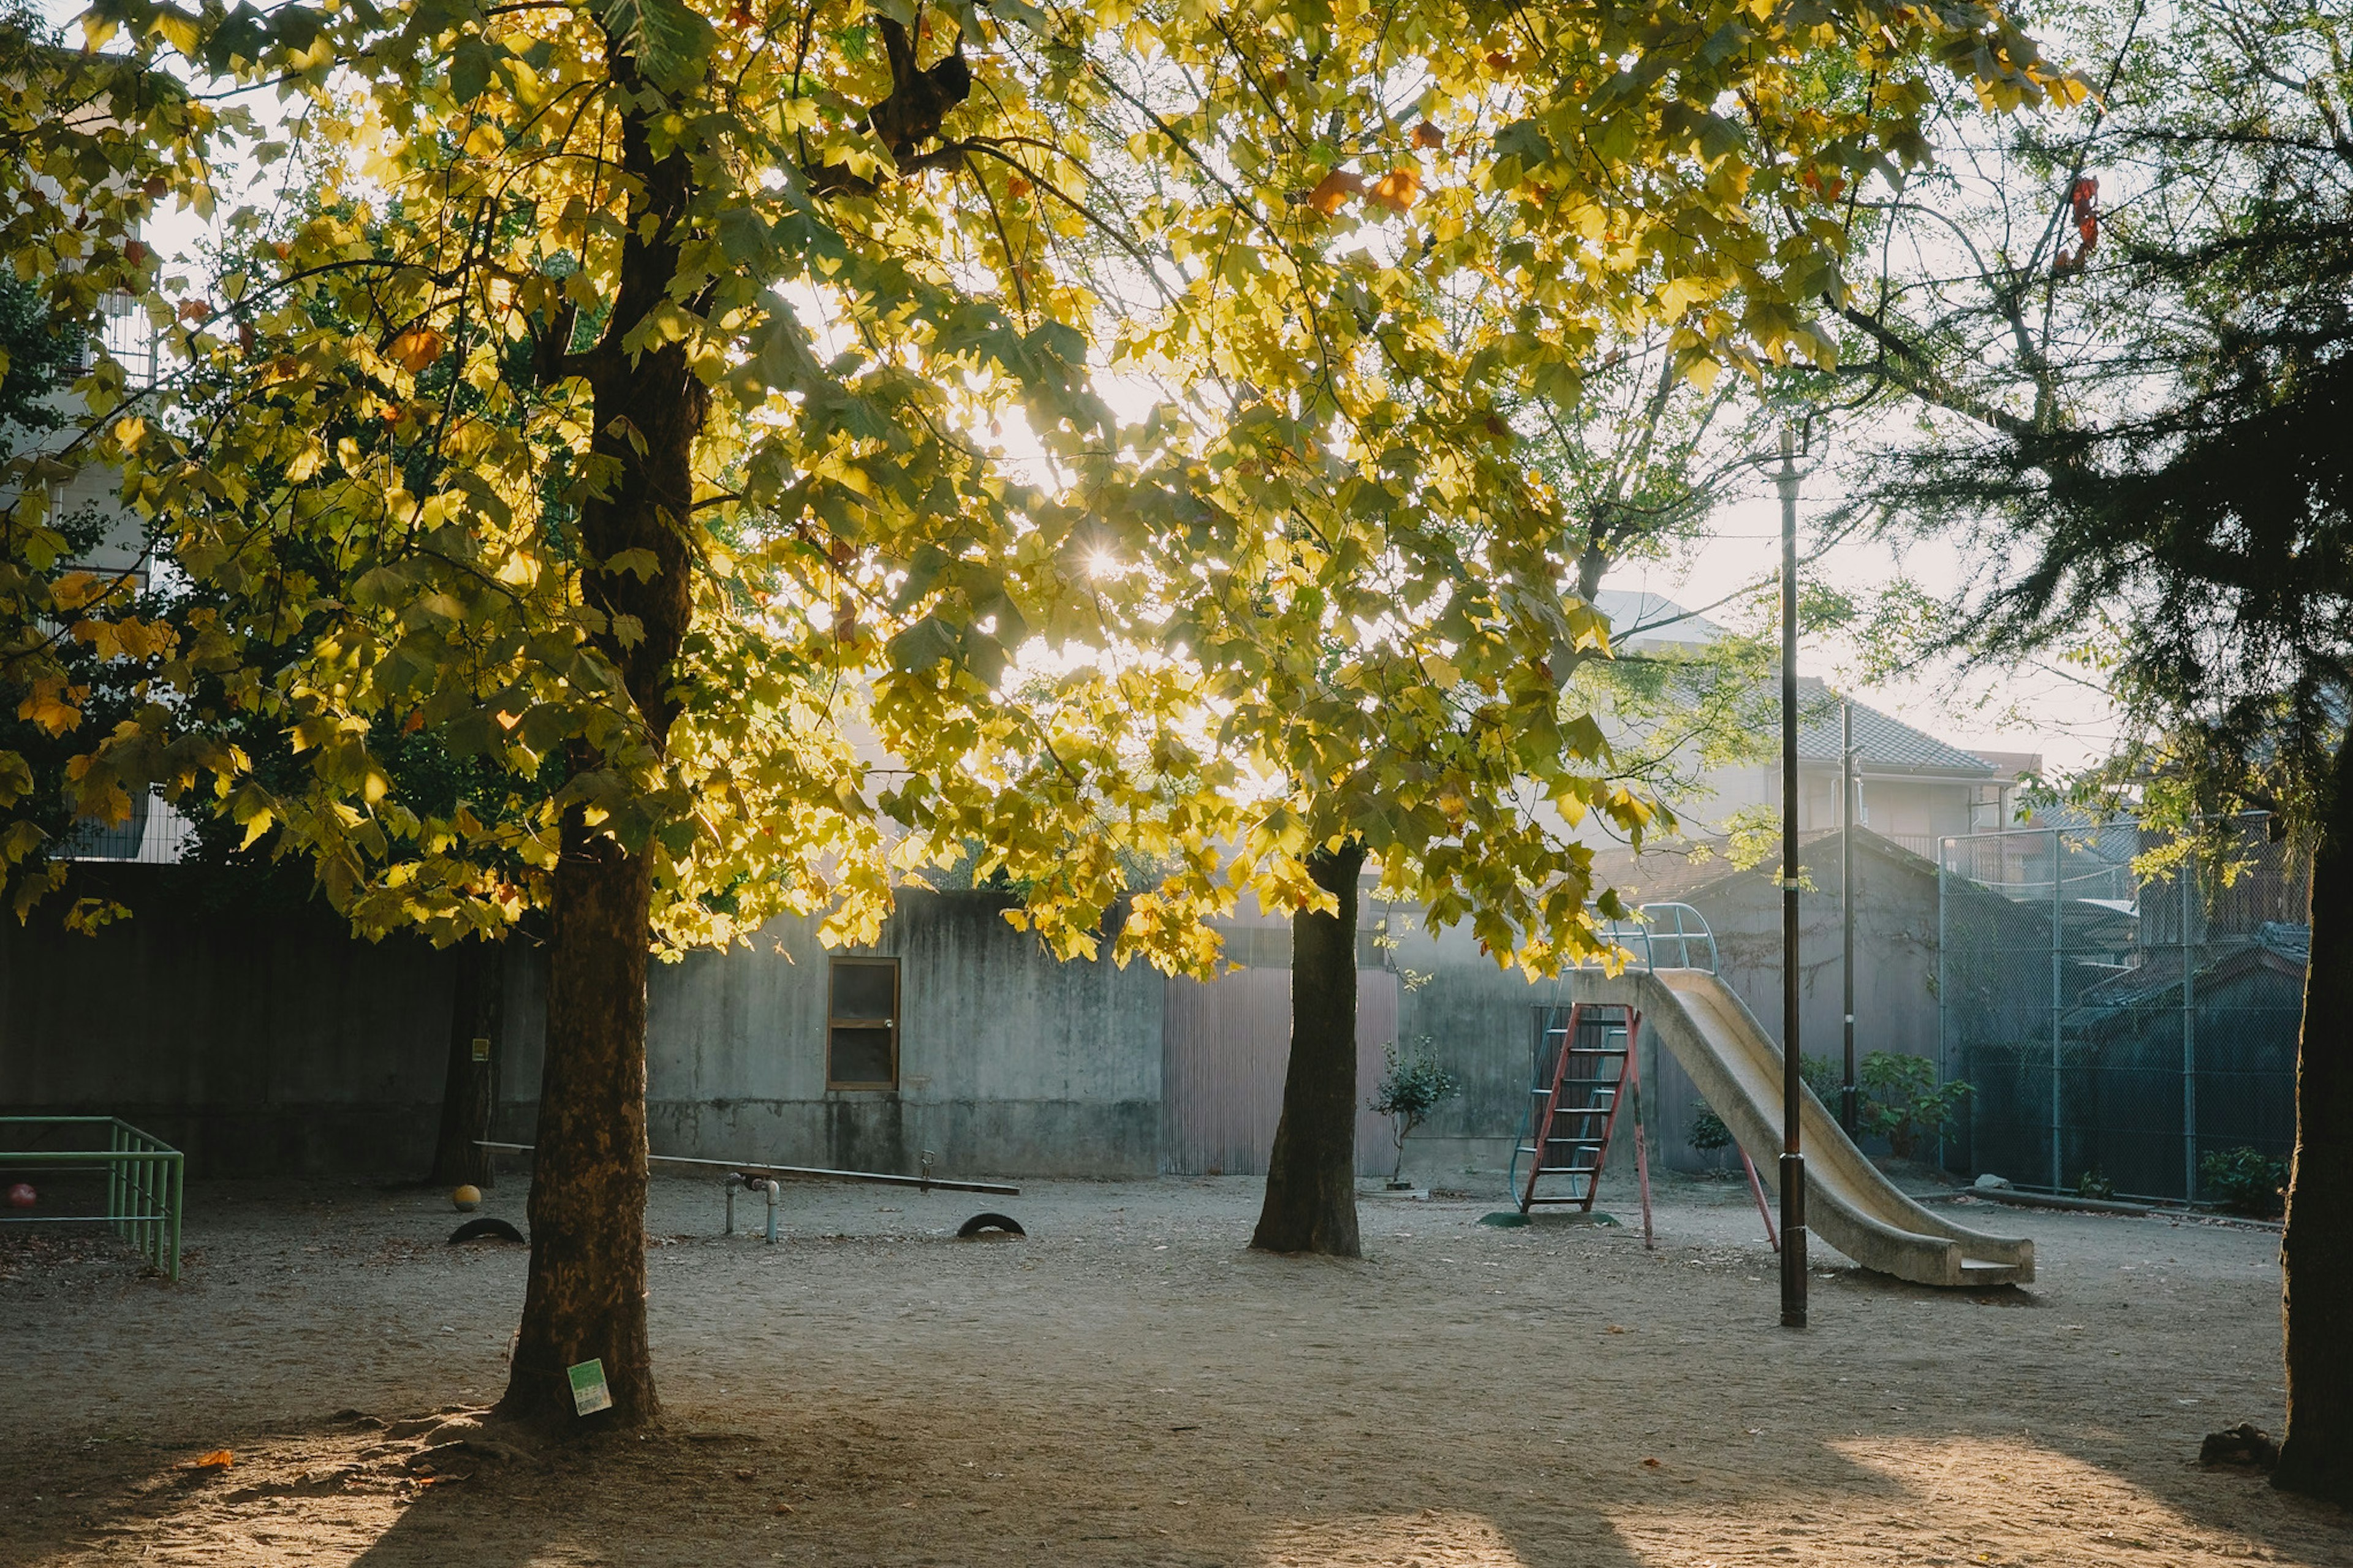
[6,1183,33,1210]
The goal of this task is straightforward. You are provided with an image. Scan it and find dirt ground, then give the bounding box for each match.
[0,1167,2344,1567]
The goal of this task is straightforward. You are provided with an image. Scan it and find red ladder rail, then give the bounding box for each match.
[1518,1003,1643,1215]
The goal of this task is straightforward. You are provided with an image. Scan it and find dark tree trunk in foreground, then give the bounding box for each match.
[497,42,705,1429]
[503,833,660,1424]
[428,941,504,1189]
[2275,729,2353,1503]
[1252,840,1367,1257]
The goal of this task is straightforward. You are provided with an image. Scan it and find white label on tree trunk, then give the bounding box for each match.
[471,1037,491,1062]
[568,1358,612,1415]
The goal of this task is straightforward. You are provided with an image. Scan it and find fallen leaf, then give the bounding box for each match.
[189,1450,233,1470]
[1641,1456,1662,1468]
[773,1502,796,1515]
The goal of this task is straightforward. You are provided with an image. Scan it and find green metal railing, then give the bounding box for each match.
[0,1117,183,1279]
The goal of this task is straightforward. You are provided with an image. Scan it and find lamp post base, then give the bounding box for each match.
[1779,1151,1808,1328]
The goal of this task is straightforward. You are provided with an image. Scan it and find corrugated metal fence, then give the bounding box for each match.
[1160,967,1401,1178]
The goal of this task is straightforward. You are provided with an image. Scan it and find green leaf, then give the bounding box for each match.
[984,0,1052,36]
[450,37,501,102]
[601,0,715,91]
[886,615,960,673]
[714,206,778,273]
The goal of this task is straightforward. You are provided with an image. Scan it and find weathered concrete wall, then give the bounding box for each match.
[1361,900,1662,1198]
[3,873,1161,1178]
[1648,831,1941,1171]
[635,890,1162,1178]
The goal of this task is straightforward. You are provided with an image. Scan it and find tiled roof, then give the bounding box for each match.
[1793,677,1995,776]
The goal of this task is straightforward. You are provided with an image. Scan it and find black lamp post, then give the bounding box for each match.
[1777,425,1809,1330]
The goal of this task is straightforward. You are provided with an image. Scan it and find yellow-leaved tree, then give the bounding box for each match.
[2,0,2078,1422]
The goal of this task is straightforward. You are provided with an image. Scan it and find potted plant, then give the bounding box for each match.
[1370,1038,1462,1189]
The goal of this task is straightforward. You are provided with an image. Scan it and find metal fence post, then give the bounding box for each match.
[2050,824,2063,1194]
[2183,857,2198,1202]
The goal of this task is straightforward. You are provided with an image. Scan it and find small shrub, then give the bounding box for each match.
[1370,1039,1462,1183]
[2076,1167,2116,1200]
[1687,1053,1968,1162]
[1802,1053,1846,1107]
[2200,1146,2288,1216]
[1690,1105,1735,1153]
[1855,1051,1973,1159]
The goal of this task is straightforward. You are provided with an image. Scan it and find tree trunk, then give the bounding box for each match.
[1252,840,1366,1257]
[501,830,659,1425]
[496,42,705,1428]
[428,940,503,1189]
[2275,728,2353,1503]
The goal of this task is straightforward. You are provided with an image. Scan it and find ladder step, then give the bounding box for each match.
[1536,1164,1599,1176]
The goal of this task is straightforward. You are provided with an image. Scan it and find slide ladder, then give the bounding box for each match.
[1518,1002,1650,1221]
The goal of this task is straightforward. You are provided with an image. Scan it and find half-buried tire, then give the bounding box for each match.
[449,1216,527,1245]
[957,1212,1025,1239]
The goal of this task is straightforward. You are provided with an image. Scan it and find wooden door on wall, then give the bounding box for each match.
[1161,967,1403,1177]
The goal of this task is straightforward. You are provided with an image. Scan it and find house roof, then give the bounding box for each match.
[2065,922,2311,1021]
[1588,825,1938,908]
[1591,589,1727,651]
[1795,677,1997,778]
[1591,593,2001,778]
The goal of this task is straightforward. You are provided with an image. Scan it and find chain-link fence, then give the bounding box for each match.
[1938,817,2305,1202]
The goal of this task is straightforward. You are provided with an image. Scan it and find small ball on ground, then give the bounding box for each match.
[6,1182,34,1210]
[452,1184,482,1212]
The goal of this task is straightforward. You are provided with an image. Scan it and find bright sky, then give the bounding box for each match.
[1616,484,2120,778]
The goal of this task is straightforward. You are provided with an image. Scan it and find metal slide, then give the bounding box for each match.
[1580,967,2035,1287]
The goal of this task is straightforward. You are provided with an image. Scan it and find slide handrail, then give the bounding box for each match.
[1598,901,1718,974]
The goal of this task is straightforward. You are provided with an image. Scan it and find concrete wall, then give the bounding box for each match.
[629,890,1162,1179]
[1363,900,1663,1197]
[1646,830,1942,1171]
[2,872,1161,1179]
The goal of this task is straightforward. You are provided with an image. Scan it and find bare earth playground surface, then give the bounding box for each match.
[1,1173,2345,1567]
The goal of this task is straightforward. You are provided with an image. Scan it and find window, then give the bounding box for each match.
[827,958,898,1089]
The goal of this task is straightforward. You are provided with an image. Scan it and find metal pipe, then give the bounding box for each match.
[2051,824,2063,1192]
[475,1142,1020,1196]
[2183,857,2198,1201]
[1841,700,1857,1137]
[1777,424,1808,1329]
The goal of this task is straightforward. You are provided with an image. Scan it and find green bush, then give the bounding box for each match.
[1690,1105,1735,1152]
[1370,1040,1461,1182]
[2200,1146,2288,1216]
[1686,1051,1969,1162]
[1855,1051,1972,1159]
[2076,1167,2116,1200]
